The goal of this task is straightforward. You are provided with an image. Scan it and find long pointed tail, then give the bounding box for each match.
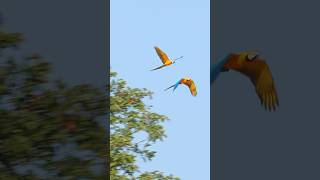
[164,81,181,92]
[173,56,183,62]
[164,84,176,91]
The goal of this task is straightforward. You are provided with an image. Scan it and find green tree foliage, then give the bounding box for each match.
[110,72,180,180]
[0,25,107,178]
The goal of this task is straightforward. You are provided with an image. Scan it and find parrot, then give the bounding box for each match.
[165,77,197,97]
[211,51,279,111]
[151,46,183,71]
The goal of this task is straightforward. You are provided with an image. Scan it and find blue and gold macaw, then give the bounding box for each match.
[165,77,197,96]
[211,51,279,111]
[151,46,183,71]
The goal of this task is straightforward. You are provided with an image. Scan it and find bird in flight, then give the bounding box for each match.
[165,77,197,96]
[212,51,279,111]
[151,46,183,71]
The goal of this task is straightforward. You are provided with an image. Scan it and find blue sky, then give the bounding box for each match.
[111,0,210,179]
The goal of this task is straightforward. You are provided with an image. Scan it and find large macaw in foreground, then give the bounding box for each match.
[151,46,183,71]
[211,51,279,111]
[165,77,197,97]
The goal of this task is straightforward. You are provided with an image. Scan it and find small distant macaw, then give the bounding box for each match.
[151,46,183,71]
[165,77,197,96]
[211,51,279,111]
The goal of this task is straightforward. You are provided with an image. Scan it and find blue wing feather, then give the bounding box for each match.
[210,54,232,84]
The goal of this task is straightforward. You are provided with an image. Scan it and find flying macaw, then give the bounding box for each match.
[211,51,279,111]
[151,46,183,71]
[165,77,197,96]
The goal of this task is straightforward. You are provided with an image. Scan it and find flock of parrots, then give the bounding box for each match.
[151,46,279,111]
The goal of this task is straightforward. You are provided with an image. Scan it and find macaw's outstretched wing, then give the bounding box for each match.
[186,79,197,96]
[150,64,167,71]
[211,54,232,84]
[242,60,279,111]
[164,80,181,92]
[154,46,171,64]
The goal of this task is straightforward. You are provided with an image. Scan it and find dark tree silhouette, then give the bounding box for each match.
[0,19,107,179]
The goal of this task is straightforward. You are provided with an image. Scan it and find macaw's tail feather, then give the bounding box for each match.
[164,84,175,91]
[172,81,180,91]
[164,81,181,92]
[173,56,183,62]
[211,54,232,84]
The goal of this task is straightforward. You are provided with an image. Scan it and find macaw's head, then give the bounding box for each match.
[223,51,260,70]
[181,77,191,84]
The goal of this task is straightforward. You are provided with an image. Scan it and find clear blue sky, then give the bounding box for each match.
[111,0,210,179]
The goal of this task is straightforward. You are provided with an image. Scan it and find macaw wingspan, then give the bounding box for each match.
[211,54,232,84]
[150,64,167,71]
[244,60,279,111]
[154,46,171,64]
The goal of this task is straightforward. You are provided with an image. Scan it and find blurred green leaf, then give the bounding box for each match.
[110,71,180,179]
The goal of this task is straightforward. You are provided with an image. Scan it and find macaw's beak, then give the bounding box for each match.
[223,53,242,70]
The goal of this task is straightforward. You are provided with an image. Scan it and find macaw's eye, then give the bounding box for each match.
[246,53,259,61]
